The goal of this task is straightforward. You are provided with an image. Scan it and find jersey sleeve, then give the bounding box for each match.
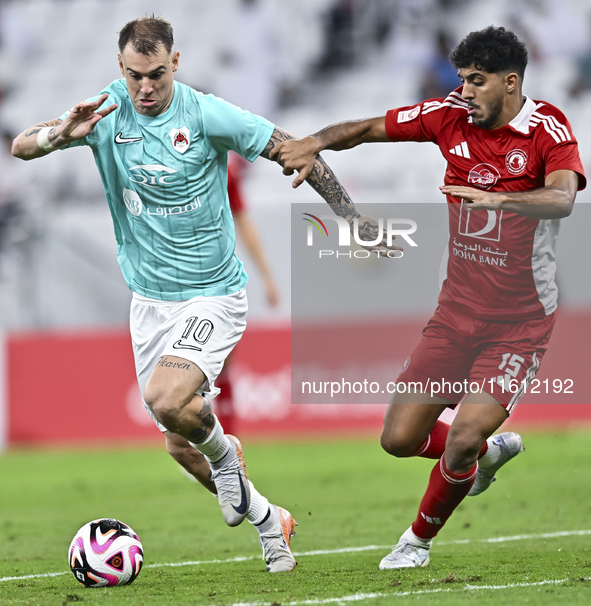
[199,94,274,162]
[537,111,586,190]
[384,99,446,143]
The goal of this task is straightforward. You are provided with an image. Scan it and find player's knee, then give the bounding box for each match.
[144,386,182,431]
[380,429,419,458]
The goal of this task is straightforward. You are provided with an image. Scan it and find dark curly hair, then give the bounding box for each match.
[450,26,528,80]
[118,15,174,55]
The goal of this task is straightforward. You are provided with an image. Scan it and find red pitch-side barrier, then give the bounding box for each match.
[6,309,591,446]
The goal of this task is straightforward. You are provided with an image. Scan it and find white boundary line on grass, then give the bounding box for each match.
[2,528,591,583]
[229,578,581,606]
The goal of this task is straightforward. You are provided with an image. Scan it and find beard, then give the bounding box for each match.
[472,96,504,130]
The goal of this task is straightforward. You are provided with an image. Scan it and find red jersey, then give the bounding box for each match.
[227,160,246,214]
[385,88,586,321]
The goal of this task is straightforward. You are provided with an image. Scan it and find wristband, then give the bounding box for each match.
[37,127,57,153]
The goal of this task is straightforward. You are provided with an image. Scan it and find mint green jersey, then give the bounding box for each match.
[64,79,274,300]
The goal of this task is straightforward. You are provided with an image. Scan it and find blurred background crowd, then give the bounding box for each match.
[0,0,590,329]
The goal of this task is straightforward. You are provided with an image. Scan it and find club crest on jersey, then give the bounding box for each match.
[468,163,500,190]
[505,149,528,175]
[400,356,411,374]
[170,127,190,154]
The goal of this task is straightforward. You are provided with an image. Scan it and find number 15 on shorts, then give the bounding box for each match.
[490,352,526,392]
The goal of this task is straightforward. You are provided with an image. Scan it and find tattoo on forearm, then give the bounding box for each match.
[262,127,361,225]
[24,119,62,138]
[356,215,382,243]
[260,127,292,159]
[307,154,360,223]
[24,128,42,138]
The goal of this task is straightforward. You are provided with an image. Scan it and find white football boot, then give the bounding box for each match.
[210,435,250,527]
[379,526,432,569]
[258,505,297,572]
[468,432,524,497]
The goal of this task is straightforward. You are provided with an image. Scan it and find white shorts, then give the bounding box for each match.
[130,288,248,432]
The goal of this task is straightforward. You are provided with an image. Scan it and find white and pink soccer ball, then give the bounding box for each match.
[68,518,144,587]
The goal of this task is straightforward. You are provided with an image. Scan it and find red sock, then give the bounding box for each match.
[214,368,235,436]
[412,420,489,460]
[411,420,449,459]
[411,456,477,539]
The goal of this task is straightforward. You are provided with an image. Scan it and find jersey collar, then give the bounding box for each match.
[507,96,541,135]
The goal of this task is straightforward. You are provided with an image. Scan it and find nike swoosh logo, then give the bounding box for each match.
[231,474,248,515]
[115,132,143,144]
[172,340,202,352]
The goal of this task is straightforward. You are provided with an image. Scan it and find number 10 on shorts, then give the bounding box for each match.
[173,316,215,351]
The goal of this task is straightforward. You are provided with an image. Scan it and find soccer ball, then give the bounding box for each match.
[68,518,144,587]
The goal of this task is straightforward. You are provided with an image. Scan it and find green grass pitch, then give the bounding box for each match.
[1,431,591,605]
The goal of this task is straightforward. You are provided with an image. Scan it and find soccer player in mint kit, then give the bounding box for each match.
[12,16,390,572]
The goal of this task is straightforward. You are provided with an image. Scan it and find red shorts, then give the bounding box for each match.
[396,304,556,413]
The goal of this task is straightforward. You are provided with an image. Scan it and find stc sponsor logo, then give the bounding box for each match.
[467,163,500,189]
[303,213,418,259]
[129,164,180,188]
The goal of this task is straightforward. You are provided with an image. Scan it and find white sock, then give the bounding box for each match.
[189,415,230,464]
[247,481,270,526]
[401,526,432,549]
[479,438,501,469]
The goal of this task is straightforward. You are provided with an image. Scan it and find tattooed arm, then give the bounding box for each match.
[261,127,400,250]
[12,93,117,160]
[11,119,65,160]
[269,117,387,188]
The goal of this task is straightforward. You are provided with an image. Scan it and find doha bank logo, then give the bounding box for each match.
[302,213,418,258]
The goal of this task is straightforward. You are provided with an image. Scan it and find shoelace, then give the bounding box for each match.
[211,460,245,502]
[259,532,289,560]
[385,542,427,560]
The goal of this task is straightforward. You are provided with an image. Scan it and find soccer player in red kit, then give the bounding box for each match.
[271,26,586,568]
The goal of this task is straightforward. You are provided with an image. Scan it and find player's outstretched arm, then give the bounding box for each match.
[440,169,579,219]
[262,126,401,252]
[12,93,118,160]
[268,117,389,188]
